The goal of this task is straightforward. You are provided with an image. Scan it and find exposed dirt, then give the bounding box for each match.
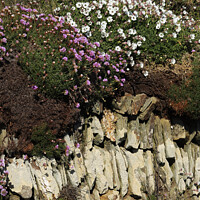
[0,57,183,156]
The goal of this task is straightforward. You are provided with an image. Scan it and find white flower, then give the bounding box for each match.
[137,41,142,46]
[159,32,164,38]
[107,16,113,22]
[88,21,92,26]
[140,62,144,68]
[121,33,126,39]
[131,15,137,21]
[128,29,136,35]
[131,43,137,50]
[172,32,177,38]
[128,4,133,9]
[85,31,92,37]
[170,58,176,65]
[115,46,121,51]
[130,56,134,60]
[96,21,101,25]
[190,34,195,40]
[101,21,107,27]
[71,6,76,11]
[97,14,102,19]
[143,71,148,77]
[83,2,89,9]
[76,2,82,8]
[117,13,121,16]
[118,28,123,34]
[82,25,90,33]
[127,40,131,46]
[176,26,181,33]
[156,23,161,29]
[130,60,135,66]
[126,51,131,56]
[86,16,91,21]
[137,50,141,55]
[91,5,95,10]
[109,9,116,15]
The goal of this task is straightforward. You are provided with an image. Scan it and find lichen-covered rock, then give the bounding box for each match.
[91,116,104,145]
[161,118,175,159]
[124,149,146,198]
[101,109,117,142]
[125,119,140,149]
[115,146,128,197]
[7,158,33,199]
[101,190,120,200]
[93,147,108,194]
[115,113,128,145]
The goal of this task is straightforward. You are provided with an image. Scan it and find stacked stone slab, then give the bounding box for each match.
[2,93,200,200]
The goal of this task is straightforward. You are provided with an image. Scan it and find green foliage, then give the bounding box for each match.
[168,52,200,119]
[31,123,65,159]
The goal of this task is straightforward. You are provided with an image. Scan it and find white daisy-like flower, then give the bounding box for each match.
[137,41,142,46]
[123,5,128,12]
[88,21,92,26]
[131,43,137,50]
[114,7,119,12]
[85,31,92,37]
[127,40,131,46]
[83,2,89,9]
[156,23,161,29]
[96,21,101,25]
[121,33,126,39]
[137,50,141,55]
[82,25,90,33]
[107,16,113,22]
[117,13,121,16]
[86,16,91,21]
[131,15,137,21]
[109,9,116,16]
[91,5,96,10]
[101,21,107,27]
[71,6,76,11]
[97,14,102,19]
[115,46,121,51]
[130,60,135,66]
[76,2,82,8]
[143,71,148,77]
[128,29,136,35]
[140,62,144,68]
[127,51,131,57]
[176,26,181,33]
[159,32,164,38]
[130,56,134,61]
[128,4,133,9]
[190,34,195,40]
[172,32,177,38]
[170,58,176,65]
[117,28,123,34]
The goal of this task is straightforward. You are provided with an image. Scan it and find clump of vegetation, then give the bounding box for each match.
[54,0,199,67]
[57,184,81,200]
[168,51,200,119]
[31,123,66,159]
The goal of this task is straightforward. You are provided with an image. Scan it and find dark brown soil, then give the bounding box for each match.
[0,58,182,156]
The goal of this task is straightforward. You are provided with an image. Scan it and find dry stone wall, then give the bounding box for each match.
[2,93,200,200]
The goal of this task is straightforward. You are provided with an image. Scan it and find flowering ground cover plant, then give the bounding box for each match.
[0,159,8,198]
[0,2,127,107]
[54,0,199,68]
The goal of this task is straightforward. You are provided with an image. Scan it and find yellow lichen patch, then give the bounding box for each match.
[101,109,117,142]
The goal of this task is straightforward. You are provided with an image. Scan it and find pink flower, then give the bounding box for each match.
[64,90,68,95]
[31,85,38,90]
[55,144,59,149]
[76,103,80,108]
[62,57,68,61]
[94,42,100,47]
[103,78,108,82]
[107,70,110,75]
[1,189,8,197]
[60,47,66,52]
[76,143,80,148]
[86,80,91,85]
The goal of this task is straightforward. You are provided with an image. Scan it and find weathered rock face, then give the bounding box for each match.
[3,93,200,200]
